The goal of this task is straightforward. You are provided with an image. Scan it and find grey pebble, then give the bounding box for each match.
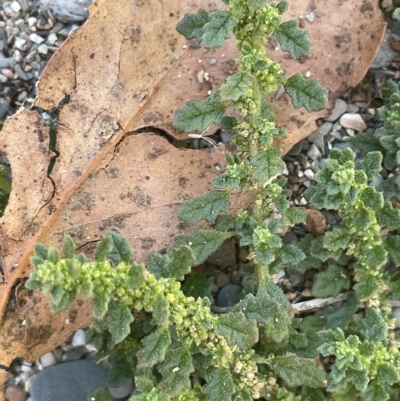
[109,379,134,398]
[287,141,303,156]
[325,98,347,122]
[308,122,332,152]
[49,0,93,24]
[371,30,398,69]
[217,284,242,307]
[307,144,322,160]
[30,359,117,401]
[216,271,230,288]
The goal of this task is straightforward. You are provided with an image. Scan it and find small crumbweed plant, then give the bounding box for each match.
[26,0,400,400]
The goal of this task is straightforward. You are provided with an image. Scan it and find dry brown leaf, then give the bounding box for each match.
[0,0,384,396]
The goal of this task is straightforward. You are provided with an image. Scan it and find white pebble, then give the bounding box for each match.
[40,352,57,368]
[37,44,48,54]
[28,17,37,28]
[10,1,21,12]
[14,37,26,50]
[304,169,314,180]
[71,328,86,346]
[339,113,366,131]
[299,197,308,205]
[29,33,45,44]
[47,33,58,44]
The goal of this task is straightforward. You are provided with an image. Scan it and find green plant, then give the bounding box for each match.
[26,0,400,400]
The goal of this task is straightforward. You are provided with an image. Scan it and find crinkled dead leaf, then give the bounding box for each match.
[0,0,384,396]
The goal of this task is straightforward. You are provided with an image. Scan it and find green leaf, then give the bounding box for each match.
[159,347,195,397]
[34,243,49,260]
[62,235,76,258]
[176,9,210,41]
[376,201,400,230]
[126,262,147,290]
[279,244,305,264]
[386,235,400,266]
[310,236,342,262]
[94,235,113,262]
[215,312,258,349]
[354,273,379,301]
[219,72,252,101]
[173,98,226,133]
[151,293,170,326]
[312,264,350,298]
[282,207,306,225]
[168,245,195,280]
[248,0,268,12]
[268,354,326,388]
[137,326,171,368]
[108,231,133,265]
[177,190,230,225]
[353,207,372,231]
[272,20,311,58]
[103,300,134,343]
[107,340,138,387]
[85,328,116,362]
[360,187,384,211]
[148,252,169,279]
[351,132,384,155]
[363,381,390,401]
[202,11,238,48]
[174,229,233,265]
[87,388,112,401]
[359,151,383,181]
[377,362,398,385]
[192,353,213,381]
[181,272,213,301]
[220,115,238,131]
[323,228,350,252]
[364,245,387,269]
[232,389,253,401]
[360,308,388,342]
[251,148,283,186]
[204,367,235,401]
[285,72,328,112]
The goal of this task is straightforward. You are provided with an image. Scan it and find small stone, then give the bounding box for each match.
[108,379,134,398]
[325,98,347,122]
[28,17,37,28]
[62,345,86,361]
[47,32,58,44]
[216,271,230,288]
[305,209,327,236]
[30,359,109,401]
[29,33,45,44]
[14,64,28,80]
[209,58,217,65]
[302,288,312,297]
[71,328,86,347]
[39,352,57,368]
[289,272,304,287]
[238,248,249,262]
[345,104,359,113]
[305,12,314,22]
[37,44,48,54]
[206,238,236,267]
[330,131,342,141]
[339,113,366,131]
[217,284,242,307]
[333,141,355,151]
[5,386,27,401]
[371,30,397,69]
[14,36,27,50]
[393,307,400,328]
[303,169,314,180]
[287,141,302,156]
[307,144,321,160]
[308,122,332,152]
[10,1,22,12]
[321,210,339,226]
[50,0,93,23]
[283,231,298,244]
[1,68,13,79]
[204,263,219,275]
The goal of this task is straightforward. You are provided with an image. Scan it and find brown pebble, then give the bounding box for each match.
[305,209,327,236]
[5,386,27,401]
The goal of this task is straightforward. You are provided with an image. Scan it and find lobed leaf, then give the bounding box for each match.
[354,273,379,301]
[376,201,400,230]
[173,98,226,133]
[174,229,233,265]
[204,367,235,401]
[177,190,230,225]
[202,11,238,48]
[386,235,400,266]
[247,0,269,12]
[268,354,327,388]
[103,300,134,343]
[312,264,350,298]
[159,347,195,397]
[279,244,306,265]
[272,20,311,58]
[176,9,210,41]
[137,326,171,368]
[251,148,283,187]
[108,231,133,265]
[168,245,195,280]
[215,311,258,349]
[284,72,328,112]
[359,151,383,181]
[219,72,252,102]
[94,235,113,262]
[181,272,213,301]
[282,207,306,225]
[62,235,76,258]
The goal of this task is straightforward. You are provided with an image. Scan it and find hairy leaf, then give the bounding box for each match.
[215,311,258,349]
[285,72,328,112]
[151,293,170,326]
[354,274,379,301]
[176,9,210,41]
[103,300,134,343]
[219,72,252,102]
[137,326,171,368]
[204,367,235,401]
[159,347,195,397]
[386,235,400,266]
[181,272,213,301]
[62,235,76,258]
[202,11,238,48]
[94,235,113,262]
[279,244,306,264]
[174,229,233,265]
[360,187,384,211]
[168,245,195,280]
[173,98,226,133]
[282,207,306,225]
[247,0,269,12]
[359,151,383,181]
[177,190,230,225]
[312,264,350,298]
[272,20,311,58]
[376,201,400,230]
[251,148,283,186]
[269,354,326,388]
[108,231,133,265]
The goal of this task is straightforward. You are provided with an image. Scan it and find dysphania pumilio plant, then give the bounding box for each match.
[26,0,400,400]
